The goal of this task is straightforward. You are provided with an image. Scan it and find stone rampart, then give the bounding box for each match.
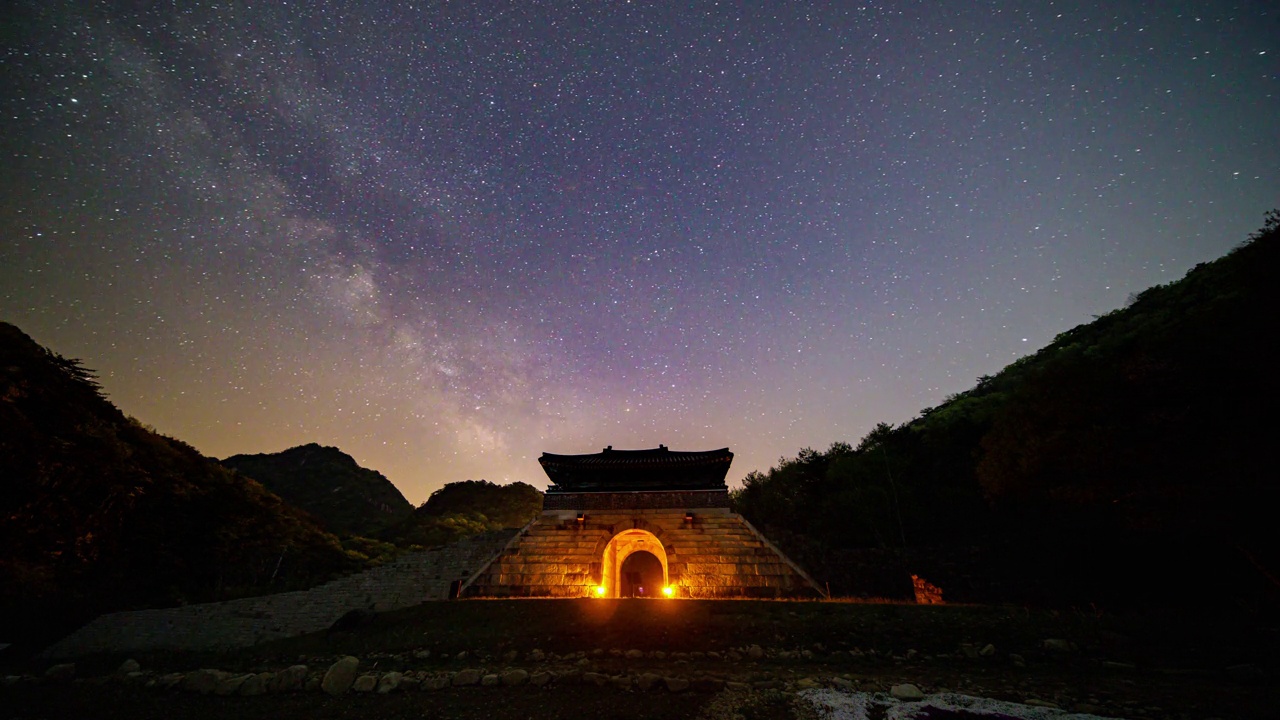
[464,509,823,599]
[40,530,518,659]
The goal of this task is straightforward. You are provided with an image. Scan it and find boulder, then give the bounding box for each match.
[214,674,250,695]
[527,649,545,662]
[377,671,403,694]
[480,674,500,687]
[691,677,725,693]
[452,669,482,686]
[116,659,141,675]
[583,672,608,686]
[636,672,662,691]
[530,671,553,687]
[793,678,820,690]
[609,674,632,690]
[273,665,308,692]
[501,669,528,686]
[352,674,378,692]
[1042,638,1076,653]
[891,683,924,700]
[624,649,644,659]
[321,656,360,696]
[158,672,185,690]
[422,673,452,690]
[746,645,764,660]
[664,676,690,693]
[239,673,270,696]
[182,669,226,695]
[44,663,76,682]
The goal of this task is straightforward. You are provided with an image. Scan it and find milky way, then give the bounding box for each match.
[2,1,1276,502]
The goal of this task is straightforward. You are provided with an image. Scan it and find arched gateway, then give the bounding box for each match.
[463,446,824,599]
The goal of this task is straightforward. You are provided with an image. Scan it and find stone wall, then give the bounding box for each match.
[464,509,823,599]
[40,530,519,659]
[542,489,729,510]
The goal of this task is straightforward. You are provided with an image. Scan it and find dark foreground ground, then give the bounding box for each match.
[4,599,1276,719]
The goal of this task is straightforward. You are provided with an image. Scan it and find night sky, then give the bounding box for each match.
[3,1,1276,503]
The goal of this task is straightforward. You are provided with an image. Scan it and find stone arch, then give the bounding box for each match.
[599,528,669,598]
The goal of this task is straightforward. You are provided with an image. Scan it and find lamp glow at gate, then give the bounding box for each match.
[662,586,674,597]
[594,585,606,597]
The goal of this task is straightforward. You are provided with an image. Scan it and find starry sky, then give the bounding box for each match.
[2,1,1276,504]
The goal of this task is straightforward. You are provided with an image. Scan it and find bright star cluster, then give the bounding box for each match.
[2,2,1276,503]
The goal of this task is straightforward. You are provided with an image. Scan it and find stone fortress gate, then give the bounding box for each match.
[463,446,823,598]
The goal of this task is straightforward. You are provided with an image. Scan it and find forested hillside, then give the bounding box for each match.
[222,444,414,537]
[0,324,353,643]
[733,213,1280,610]
[382,479,543,548]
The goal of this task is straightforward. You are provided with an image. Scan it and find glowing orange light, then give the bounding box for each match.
[662,586,674,597]
[594,585,607,597]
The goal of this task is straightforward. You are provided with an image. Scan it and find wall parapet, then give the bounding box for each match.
[542,490,729,511]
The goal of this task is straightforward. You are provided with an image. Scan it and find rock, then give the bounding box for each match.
[239,673,270,696]
[528,649,545,662]
[979,643,996,657]
[455,651,469,661]
[609,674,632,690]
[664,676,690,693]
[1102,661,1136,671]
[158,672,185,690]
[501,669,529,686]
[753,680,780,690]
[530,671,553,687]
[377,671,403,693]
[1042,638,1076,652]
[44,663,76,682]
[480,673,500,687]
[1024,698,1059,708]
[272,665,308,692]
[124,671,148,685]
[905,649,918,660]
[726,681,751,691]
[452,669,482,686]
[691,677,725,693]
[891,683,925,700]
[726,651,743,661]
[625,649,644,659]
[116,659,141,675]
[637,672,662,691]
[575,658,591,667]
[794,678,820,690]
[583,672,608,686]
[422,673,452,690]
[215,674,250,696]
[304,676,321,692]
[747,645,764,660]
[959,643,980,659]
[707,651,721,660]
[830,676,855,690]
[321,656,360,696]
[400,675,420,690]
[652,650,667,660]
[182,669,226,695]
[1226,663,1264,681]
[352,674,378,693]
[502,650,519,663]
[414,649,432,659]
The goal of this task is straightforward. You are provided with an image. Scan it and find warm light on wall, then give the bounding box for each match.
[662,586,674,597]
[594,585,607,597]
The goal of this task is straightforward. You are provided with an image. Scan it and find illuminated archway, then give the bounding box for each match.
[599,529,669,598]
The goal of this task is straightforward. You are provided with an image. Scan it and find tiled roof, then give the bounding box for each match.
[539,446,733,492]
